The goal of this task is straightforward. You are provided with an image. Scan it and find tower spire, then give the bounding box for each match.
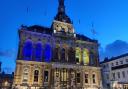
[54,0,71,23]
[58,0,65,13]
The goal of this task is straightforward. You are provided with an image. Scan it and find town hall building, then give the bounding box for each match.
[13,0,102,89]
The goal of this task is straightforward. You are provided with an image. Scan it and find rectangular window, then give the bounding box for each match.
[76,58,79,63]
[34,70,39,82]
[112,73,115,80]
[92,74,96,84]
[126,59,128,62]
[34,76,38,82]
[120,61,123,65]
[61,69,67,82]
[111,63,114,67]
[44,71,49,82]
[85,74,88,83]
[23,74,28,83]
[116,62,118,65]
[22,69,29,83]
[76,73,80,83]
[122,71,125,78]
[117,72,120,79]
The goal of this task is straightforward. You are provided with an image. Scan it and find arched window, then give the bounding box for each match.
[53,47,59,61]
[44,44,52,62]
[83,49,89,65]
[90,52,95,65]
[23,40,33,60]
[75,47,81,64]
[34,70,39,82]
[68,47,75,63]
[61,48,66,62]
[35,42,42,62]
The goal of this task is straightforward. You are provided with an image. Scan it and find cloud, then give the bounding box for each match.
[0,49,16,58]
[99,40,128,61]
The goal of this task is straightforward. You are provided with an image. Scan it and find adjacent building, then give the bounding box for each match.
[0,62,14,89]
[101,53,128,89]
[0,72,14,89]
[13,0,102,89]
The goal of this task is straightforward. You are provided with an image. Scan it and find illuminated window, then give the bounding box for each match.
[61,69,67,82]
[85,73,88,83]
[92,74,96,84]
[35,42,42,62]
[83,49,89,65]
[75,47,81,64]
[23,40,33,60]
[44,71,49,82]
[4,81,8,86]
[22,68,29,83]
[34,70,39,82]
[55,69,59,77]
[76,73,80,83]
[44,44,52,62]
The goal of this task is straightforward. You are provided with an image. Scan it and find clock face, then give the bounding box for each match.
[53,21,74,33]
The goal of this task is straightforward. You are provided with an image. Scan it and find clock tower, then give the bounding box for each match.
[52,0,75,37]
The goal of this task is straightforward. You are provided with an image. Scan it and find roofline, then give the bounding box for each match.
[100,53,128,64]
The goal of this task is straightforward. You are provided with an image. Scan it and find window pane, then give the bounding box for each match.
[76,73,80,83]
[44,71,49,82]
[34,70,39,82]
[92,74,96,83]
[85,74,88,83]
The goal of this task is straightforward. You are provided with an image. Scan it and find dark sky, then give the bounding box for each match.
[0,0,128,73]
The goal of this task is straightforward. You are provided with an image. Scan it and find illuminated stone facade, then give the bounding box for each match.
[13,0,102,89]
